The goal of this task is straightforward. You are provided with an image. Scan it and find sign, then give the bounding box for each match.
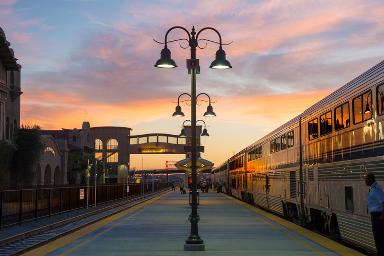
[184,146,204,153]
[79,188,85,200]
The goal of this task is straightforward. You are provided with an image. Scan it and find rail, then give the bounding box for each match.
[0,182,168,228]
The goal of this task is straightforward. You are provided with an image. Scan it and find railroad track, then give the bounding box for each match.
[0,189,170,256]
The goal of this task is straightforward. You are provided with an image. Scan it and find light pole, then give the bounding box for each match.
[94,158,97,207]
[155,26,232,251]
[179,119,210,137]
[86,159,90,209]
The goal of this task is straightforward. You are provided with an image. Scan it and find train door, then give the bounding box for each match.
[305,164,318,205]
[289,171,296,199]
[313,165,319,205]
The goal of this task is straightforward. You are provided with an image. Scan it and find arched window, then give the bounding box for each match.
[54,166,61,185]
[44,165,52,185]
[107,152,118,163]
[95,139,103,150]
[107,139,118,150]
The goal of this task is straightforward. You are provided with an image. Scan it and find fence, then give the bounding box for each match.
[0,182,169,228]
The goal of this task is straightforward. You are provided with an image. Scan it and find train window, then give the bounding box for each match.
[353,96,363,124]
[287,130,294,147]
[275,137,281,152]
[345,186,354,212]
[353,91,372,124]
[335,102,350,130]
[281,134,287,150]
[342,103,350,128]
[248,145,262,161]
[377,84,384,115]
[363,91,372,121]
[270,138,281,153]
[320,111,332,136]
[308,118,318,140]
[335,106,342,129]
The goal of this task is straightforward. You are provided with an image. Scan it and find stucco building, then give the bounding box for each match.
[0,27,21,142]
[35,135,69,186]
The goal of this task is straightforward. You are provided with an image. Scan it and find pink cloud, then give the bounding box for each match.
[0,0,17,6]
[11,32,32,43]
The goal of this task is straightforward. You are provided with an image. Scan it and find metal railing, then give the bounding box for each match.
[0,182,169,228]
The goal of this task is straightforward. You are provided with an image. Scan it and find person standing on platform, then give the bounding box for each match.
[365,173,384,255]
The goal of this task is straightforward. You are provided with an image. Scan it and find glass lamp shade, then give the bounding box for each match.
[155,48,177,68]
[179,128,186,137]
[203,105,216,117]
[210,48,232,69]
[201,128,209,136]
[365,102,371,114]
[172,105,185,117]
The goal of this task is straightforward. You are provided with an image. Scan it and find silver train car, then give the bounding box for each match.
[212,60,384,253]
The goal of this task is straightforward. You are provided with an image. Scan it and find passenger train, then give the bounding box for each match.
[212,60,384,253]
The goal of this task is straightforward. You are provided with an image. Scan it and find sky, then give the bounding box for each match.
[1,0,384,170]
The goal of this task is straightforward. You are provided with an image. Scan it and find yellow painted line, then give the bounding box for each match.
[23,195,164,256]
[225,194,363,256]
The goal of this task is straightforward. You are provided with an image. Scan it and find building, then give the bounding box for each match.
[41,122,132,184]
[41,122,92,184]
[35,135,68,186]
[0,27,21,141]
[91,126,131,183]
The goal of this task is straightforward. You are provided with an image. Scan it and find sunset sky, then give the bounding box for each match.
[1,0,384,169]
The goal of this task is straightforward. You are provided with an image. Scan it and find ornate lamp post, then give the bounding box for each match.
[180,119,210,137]
[155,26,232,251]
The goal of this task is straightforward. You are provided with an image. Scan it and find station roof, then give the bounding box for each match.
[0,27,20,71]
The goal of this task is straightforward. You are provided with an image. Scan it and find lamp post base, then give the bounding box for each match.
[184,243,205,251]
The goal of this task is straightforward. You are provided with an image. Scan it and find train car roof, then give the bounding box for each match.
[226,60,384,161]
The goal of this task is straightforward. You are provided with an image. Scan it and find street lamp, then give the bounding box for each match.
[155,25,232,251]
[180,120,209,137]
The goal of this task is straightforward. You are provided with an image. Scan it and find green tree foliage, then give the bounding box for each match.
[11,126,43,186]
[0,140,16,186]
[68,150,90,184]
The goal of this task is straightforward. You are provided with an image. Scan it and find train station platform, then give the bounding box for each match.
[25,191,363,256]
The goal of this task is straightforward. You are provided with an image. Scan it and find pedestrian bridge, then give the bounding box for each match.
[129,133,203,154]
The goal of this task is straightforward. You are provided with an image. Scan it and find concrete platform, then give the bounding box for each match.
[25,191,363,256]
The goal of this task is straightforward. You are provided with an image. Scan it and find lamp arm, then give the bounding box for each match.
[164,26,191,48]
[153,38,190,45]
[196,119,207,128]
[177,92,192,105]
[196,27,222,48]
[196,93,212,105]
[182,120,192,126]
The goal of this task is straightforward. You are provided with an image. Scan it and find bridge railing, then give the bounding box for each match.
[0,182,169,228]
[130,133,186,145]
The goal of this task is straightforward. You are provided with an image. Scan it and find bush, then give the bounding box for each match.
[11,126,43,186]
[0,140,16,186]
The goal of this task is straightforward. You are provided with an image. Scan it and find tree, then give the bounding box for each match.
[67,150,90,184]
[11,126,43,187]
[0,140,16,187]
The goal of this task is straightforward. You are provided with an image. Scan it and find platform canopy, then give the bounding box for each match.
[175,157,214,173]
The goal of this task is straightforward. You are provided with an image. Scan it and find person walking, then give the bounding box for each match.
[365,173,384,255]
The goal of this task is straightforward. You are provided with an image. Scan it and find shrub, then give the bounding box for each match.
[11,126,43,186]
